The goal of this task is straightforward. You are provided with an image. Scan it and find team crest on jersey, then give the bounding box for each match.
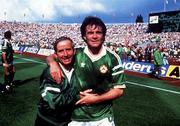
[99,65,108,74]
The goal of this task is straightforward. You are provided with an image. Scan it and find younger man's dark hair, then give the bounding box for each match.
[80,16,107,41]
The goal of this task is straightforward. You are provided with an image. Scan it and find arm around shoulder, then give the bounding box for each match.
[46,54,63,84]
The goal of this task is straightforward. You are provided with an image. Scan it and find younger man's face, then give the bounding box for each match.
[84,24,104,49]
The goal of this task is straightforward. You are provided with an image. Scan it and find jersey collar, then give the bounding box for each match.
[84,45,107,62]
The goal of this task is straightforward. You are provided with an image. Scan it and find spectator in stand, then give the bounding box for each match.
[129,44,137,61]
[126,45,131,61]
[161,48,169,65]
[144,44,152,63]
[173,47,179,59]
[116,43,125,61]
[136,47,144,62]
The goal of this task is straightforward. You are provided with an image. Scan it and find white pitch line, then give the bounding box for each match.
[14,56,180,95]
[14,56,46,65]
[127,81,180,95]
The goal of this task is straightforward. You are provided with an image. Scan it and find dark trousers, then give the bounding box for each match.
[34,114,68,126]
[34,115,56,126]
[152,65,162,77]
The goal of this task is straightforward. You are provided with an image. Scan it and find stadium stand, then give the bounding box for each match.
[0,21,179,81]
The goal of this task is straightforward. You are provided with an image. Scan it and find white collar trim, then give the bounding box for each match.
[84,45,107,62]
[59,63,74,83]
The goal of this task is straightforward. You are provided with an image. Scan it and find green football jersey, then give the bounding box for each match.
[1,39,14,63]
[153,49,163,66]
[72,46,126,121]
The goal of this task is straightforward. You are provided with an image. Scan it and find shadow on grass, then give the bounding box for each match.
[13,77,38,87]
[0,121,8,126]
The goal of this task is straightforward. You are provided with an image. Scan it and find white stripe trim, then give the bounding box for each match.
[114,84,126,89]
[127,81,180,95]
[13,56,180,95]
[112,70,124,76]
[106,47,122,64]
[14,56,46,64]
[2,39,8,49]
[42,87,61,97]
[112,64,123,71]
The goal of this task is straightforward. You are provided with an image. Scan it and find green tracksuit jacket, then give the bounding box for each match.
[37,66,79,126]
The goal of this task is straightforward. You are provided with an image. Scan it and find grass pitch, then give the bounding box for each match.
[1,54,180,126]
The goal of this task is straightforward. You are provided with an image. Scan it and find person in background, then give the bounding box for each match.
[161,48,169,65]
[47,16,126,126]
[129,45,137,61]
[116,43,125,61]
[144,44,152,63]
[34,36,79,126]
[152,45,164,78]
[136,47,144,62]
[1,30,15,93]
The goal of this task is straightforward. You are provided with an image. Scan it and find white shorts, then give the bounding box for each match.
[68,117,115,126]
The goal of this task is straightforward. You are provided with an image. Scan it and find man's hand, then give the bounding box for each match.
[47,54,64,84]
[76,89,99,105]
[49,63,64,84]
[76,88,124,106]
[3,63,9,67]
[3,63,10,75]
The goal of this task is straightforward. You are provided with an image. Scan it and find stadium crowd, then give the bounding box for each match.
[0,21,180,62]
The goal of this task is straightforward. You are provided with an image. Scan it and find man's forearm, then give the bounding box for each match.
[46,54,57,66]
[2,53,7,63]
[46,53,63,84]
[76,88,124,105]
[97,88,124,103]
